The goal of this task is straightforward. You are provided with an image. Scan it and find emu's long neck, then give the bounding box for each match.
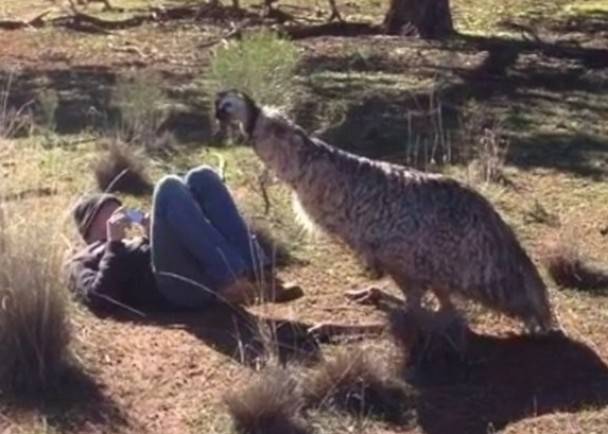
[249,109,369,241]
[250,110,329,187]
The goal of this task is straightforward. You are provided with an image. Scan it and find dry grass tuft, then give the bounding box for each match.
[93,141,152,196]
[111,72,168,149]
[0,204,73,396]
[542,238,608,291]
[225,367,309,434]
[303,347,417,424]
[470,127,509,184]
[459,101,509,184]
[1,73,33,139]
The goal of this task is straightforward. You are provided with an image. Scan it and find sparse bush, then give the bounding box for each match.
[207,29,299,108]
[111,72,168,149]
[542,237,608,291]
[404,91,452,170]
[0,73,33,139]
[225,367,309,434]
[93,140,152,196]
[302,347,417,424]
[37,89,59,133]
[457,100,509,183]
[523,200,561,228]
[0,204,73,396]
[469,127,509,184]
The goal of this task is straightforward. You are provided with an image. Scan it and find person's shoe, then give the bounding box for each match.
[221,276,303,305]
[271,282,304,303]
[219,277,258,305]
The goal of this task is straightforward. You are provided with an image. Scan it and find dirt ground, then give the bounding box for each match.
[1,1,608,433]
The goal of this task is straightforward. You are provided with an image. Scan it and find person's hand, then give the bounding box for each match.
[106,208,130,242]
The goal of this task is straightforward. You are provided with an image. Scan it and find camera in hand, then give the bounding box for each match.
[126,209,144,224]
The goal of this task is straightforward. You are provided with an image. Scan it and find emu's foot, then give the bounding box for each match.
[524,315,562,337]
[345,287,384,306]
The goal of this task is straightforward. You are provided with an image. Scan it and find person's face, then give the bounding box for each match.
[85,201,121,244]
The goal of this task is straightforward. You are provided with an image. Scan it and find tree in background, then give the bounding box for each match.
[384,0,454,39]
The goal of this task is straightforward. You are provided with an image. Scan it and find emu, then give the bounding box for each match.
[214,90,555,333]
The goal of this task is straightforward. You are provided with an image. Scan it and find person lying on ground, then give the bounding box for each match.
[68,165,303,315]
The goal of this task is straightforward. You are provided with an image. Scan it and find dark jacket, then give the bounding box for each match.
[68,238,169,313]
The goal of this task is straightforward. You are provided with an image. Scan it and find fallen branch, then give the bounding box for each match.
[460,33,608,69]
[52,11,147,31]
[0,5,211,33]
[198,20,245,49]
[282,21,381,39]
[0,10,51,30]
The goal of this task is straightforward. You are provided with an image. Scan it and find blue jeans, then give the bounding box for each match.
[151,166,267,309]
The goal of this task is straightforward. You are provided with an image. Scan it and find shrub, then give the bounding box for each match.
[93,140,152,196]
[0,203,73,396]
[207,29,299,108]
[111,71,168,149]
[224,367,309,434]
[470,127,509,184]
[458,100,509,183]
[37,89,59,133]
[542,238,608,291]
[302,347,417,424]
[0,72,33,139]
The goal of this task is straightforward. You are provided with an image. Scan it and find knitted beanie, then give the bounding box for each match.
[72,193,122,238]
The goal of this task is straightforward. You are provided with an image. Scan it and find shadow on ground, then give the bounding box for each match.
[297,18,608,178]
[540,8,608,40]
[102,303,379,367]
[1,365,128,433]
[353,293,608,433]
[412,329,608,434]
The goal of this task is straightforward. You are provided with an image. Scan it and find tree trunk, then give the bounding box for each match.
[384,0,453,39]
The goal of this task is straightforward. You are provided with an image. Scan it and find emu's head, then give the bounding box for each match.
[214,90,260,137]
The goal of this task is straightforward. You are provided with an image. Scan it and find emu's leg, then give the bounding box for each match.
[524,314,559,336]
[433,286,456,313]
[391,275,424,315]
[430,286,468,354]
[432,286,465,327]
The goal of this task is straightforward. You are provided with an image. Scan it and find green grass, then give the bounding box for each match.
[206,29,300,108]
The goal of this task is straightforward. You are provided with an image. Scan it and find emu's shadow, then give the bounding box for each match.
[361,292,608,432]
[104,303,379,367]
[411,327,608,434]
